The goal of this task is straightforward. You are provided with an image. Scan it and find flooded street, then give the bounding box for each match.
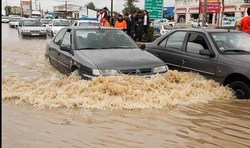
[2,23,250,147]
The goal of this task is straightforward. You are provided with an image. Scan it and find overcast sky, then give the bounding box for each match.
[2,0,174,13]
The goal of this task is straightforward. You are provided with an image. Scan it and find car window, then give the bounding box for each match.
[54,28,67,45]
[75,29,137,49]
[160,31,187,50]
[186,33,209,54]
[61,31,71,46]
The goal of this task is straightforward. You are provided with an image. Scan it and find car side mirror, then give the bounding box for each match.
[199,49,214,57]
[60,44,71,52]
[140,44,146,50]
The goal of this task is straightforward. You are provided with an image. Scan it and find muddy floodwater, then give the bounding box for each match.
[2,23,250,147]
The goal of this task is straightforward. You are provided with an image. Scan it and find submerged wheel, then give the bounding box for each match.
[229,81,250,99]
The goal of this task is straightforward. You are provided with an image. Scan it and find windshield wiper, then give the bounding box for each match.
[76,47,98,50]
[223,49,249,53]
[108,46,137,49]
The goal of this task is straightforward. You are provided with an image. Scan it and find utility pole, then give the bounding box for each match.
[202,0,207,27]
[30,0,32,17]
[111,0,113,23]
[65,0,68,18]
[39,2,41,12]
[220,0,224,27]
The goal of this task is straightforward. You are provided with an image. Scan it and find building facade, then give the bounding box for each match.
[174,0,250,24]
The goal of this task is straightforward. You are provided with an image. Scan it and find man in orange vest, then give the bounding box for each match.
[114,14,127,31]
[102,17,110,27]
[239,7,250,34]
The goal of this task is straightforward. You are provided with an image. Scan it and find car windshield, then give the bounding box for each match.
[23,20,42,26]
[41,20,50,24]
[9,18,20,22]
[163,25,173,30]
[75,29,138,49]
[53,20,71,26]
[210,32,250,53]
[79,22,100,26]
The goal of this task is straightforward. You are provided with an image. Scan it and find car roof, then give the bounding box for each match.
[63,26,117,30]
[74,20,99,22]
[174,28,241,33]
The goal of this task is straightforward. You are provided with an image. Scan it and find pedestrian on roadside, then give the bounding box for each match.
[114,14,127,31]
[143,10,150,37]
[130,12,138,38]
[124,13,132,36]
[239,7,250,34]
[134,18,144,42]
[101,17,110,27]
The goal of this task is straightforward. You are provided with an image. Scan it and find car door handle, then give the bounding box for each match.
[182,60,187,65]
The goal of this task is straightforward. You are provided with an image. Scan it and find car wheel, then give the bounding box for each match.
[229,81,250,99]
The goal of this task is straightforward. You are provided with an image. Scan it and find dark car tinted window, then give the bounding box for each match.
[159,31,187,50]
[23,20,42,26]
[75,29,137,49]
[54,28,67,45]
[186,33,209,54]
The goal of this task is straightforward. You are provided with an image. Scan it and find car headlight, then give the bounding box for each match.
[153,65,168,73]
[92,69,119,76]
[22,30,30,32]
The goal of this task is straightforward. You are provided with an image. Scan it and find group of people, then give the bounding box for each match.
[98,9,150,42]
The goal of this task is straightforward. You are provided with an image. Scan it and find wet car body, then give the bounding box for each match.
[145,28,250,99]
[2,15,10,23]
[17,18,46,37]
[45,26,168,79]
[9,17,21,28]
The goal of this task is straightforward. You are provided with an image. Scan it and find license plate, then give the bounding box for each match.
[31,33,40,36]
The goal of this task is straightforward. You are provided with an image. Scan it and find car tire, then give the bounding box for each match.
[229,81,250,99]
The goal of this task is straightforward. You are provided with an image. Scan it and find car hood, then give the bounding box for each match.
[223,54,250,67]
[77,49,165,69]
[51,26,64,31]
[21,26,46,30]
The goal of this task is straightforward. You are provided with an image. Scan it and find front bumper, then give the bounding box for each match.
[21,31,46,36]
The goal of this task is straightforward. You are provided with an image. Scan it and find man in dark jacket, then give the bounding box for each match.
[134,18,144,42]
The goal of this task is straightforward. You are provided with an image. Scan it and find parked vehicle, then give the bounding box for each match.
[191,19,208,28]
[17,18,46,37]
[151,18,175,27]
[46,19,71,37]
[143,28,250,99]
[9,17,21,28]
[40,18,51,27]
[2,15,9,23]
[45,26,168,79]
[71,20,100,26]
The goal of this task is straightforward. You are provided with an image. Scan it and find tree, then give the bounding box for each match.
[122,0,141,15]
[85,2,96,10]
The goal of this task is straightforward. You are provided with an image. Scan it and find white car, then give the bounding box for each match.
[9,17,21,28]
[2,15,10,23]
[151,18,175,27]
[17,18,46,37]
[46,19,71,37]
[71,20,100,26]
[40,18,51,27]
[191,19,208,28]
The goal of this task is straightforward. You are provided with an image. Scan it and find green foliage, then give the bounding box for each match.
[85,2,96,10]
[122,0,142,14]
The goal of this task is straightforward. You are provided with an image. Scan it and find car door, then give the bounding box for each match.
[181,32,217,78]
[57,29,72,75]
[147,31,188,71]
[47,28,67,68]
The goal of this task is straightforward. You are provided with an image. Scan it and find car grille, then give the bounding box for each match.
[120,68,152,75]
[30,30,40,33]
